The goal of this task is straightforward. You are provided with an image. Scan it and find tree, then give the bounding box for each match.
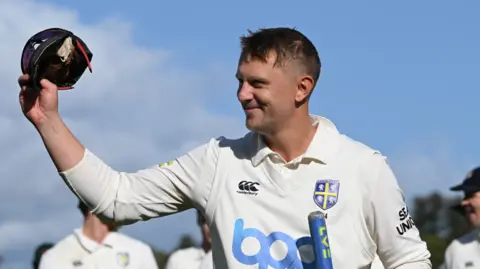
[413,192,444,235]
[412,192,470,268]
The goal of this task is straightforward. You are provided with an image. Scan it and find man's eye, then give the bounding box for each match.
[250,80,263,88]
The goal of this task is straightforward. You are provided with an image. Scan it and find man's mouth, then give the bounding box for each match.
[243,103,262,112]
[465,205,475,215]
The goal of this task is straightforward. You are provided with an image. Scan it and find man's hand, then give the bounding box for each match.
[18,74,60,128]
[18,74,85,172]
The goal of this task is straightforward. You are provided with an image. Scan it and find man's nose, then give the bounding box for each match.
[237,84,253,101]
[461,199,470,207]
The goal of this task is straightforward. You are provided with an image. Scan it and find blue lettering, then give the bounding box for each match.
[232,219,315,269]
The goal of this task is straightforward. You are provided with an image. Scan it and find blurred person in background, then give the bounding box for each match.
[38,201,158,269]
[443,167,480,269]
[32,242,53,269]
[165,209,211,269]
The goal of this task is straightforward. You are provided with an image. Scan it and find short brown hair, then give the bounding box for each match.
[240,27,321,85]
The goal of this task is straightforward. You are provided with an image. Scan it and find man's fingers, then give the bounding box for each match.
[18,76,57,91]
[40,79,56,90]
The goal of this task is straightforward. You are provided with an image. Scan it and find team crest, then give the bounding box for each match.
[116,252,130,267]
[313,179,340,210]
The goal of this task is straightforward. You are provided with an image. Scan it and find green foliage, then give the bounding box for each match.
[421,233,448,268]
[412,192,470,268]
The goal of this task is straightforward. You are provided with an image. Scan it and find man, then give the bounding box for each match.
[32,242,53,269]
[38,201,158,269]
[165,209,212,269]
[18,27,431,268]
[443,167,480,269]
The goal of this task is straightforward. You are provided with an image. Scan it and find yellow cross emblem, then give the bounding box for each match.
[313,180,339,210]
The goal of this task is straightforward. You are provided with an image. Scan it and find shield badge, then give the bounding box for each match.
[116,252,130,267]
[313,179,340,210]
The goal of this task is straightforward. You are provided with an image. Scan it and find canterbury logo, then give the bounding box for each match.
[237,181,260,196]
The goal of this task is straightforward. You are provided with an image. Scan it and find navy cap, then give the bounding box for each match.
[450,167,480,193]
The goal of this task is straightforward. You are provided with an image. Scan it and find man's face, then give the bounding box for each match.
[461,191,480,227]
[236,53,299,134]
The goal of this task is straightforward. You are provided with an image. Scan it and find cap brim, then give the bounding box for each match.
[450,184,464,191]
[450,184,480,192]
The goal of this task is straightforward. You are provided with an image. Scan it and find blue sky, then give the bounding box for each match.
[65,0,480,191]
[61,0,480,157]
[0,0,479,268]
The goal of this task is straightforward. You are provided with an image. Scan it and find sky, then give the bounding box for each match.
[0,0,479,268]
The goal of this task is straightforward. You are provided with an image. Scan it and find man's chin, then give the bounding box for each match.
[245,121,260,132]
[467,213,480,227]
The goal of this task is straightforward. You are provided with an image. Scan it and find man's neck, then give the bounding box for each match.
[81,216,110,244]
[263,114,317,162]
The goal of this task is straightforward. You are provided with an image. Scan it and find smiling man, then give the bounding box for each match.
[18,27,431,268]
[443,167,480,269]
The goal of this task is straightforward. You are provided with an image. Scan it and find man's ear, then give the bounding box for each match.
[295,75,314,104]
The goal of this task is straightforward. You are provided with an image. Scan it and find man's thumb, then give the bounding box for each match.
[40,79,57,90]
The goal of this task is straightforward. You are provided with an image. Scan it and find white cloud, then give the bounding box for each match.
[0,0,244,267]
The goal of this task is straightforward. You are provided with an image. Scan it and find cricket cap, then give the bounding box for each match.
[450,166,480,194]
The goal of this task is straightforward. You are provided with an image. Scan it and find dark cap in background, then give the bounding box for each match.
[450,167,480,194]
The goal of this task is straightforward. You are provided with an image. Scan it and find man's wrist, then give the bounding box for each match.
[35,113,64,135]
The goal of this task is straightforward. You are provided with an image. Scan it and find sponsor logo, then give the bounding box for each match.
[159,161,174,167]
[237,180,260,196]
[396,206,415,235]
[232,219,315,269]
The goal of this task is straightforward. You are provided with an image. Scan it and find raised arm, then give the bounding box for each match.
[59,137,218,223]
[19,76,218,224]
[19,77,86,172]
